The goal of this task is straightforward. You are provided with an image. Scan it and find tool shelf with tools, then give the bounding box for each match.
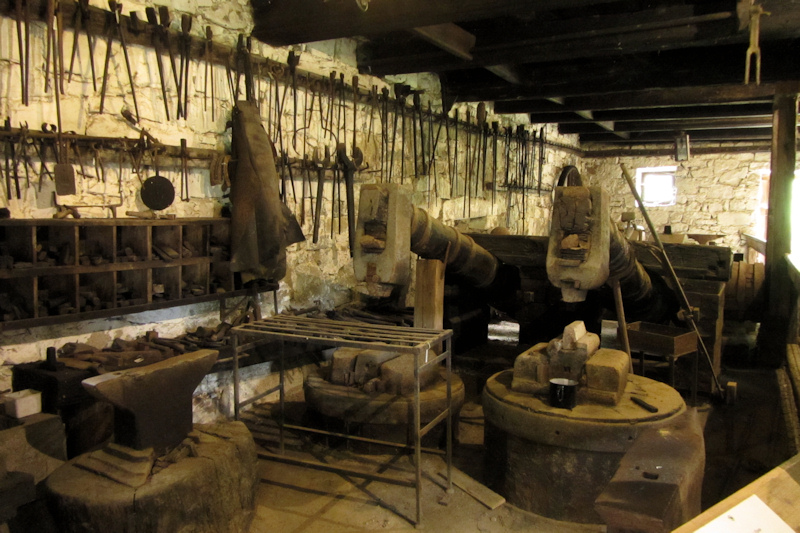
[0,0,571,226]
[0,217,241,331]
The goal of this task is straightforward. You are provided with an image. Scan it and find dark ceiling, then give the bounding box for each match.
[250,0,800,147]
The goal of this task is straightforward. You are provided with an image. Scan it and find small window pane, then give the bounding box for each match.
[636,166,677,207]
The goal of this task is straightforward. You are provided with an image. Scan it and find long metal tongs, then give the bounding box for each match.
[109,1,139,121]
[67,0,97,91]
[146,7,170,120]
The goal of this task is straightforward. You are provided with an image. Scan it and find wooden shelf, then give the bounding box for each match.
[0,218,236,332]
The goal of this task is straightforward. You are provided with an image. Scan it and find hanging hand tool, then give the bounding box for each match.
[157,6,180,93]
[301,154,313,224]
[109,0,140,121]
[464,109,470,216]
[14,0,28,105]
[452,109,458,198]
[491,121,498,207]
[538,127,545,194]
[177,14,193,118]
[279,150,288,203]
[56,0,66,95]
[444,108,452,197]
[49,5,75,196]
[394,84,409,184]
[504,127,512,227]
[16,123,33,189]
[44,0,55,93]
[351,75,359,153]
[288,52,300,150]
[338,73,347,154]
[367,85,377,146]
[285,152,297,206]
[68,0,97,91]
[477,103,488,199]
[180,139,189,201]
[312,148,329,244]
[379,87,389,179]
[98,6,115,114]
[203,26,214,120]
[388,87,399,183]
[331,156,339,238]
[337,144,357,257]
[3,120,20,200]
[412,93,422,180]
[146,7,170,120]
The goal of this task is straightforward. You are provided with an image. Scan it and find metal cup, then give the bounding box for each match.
[549,378,578,409]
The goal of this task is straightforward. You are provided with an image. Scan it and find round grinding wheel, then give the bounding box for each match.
[141,175,175,211]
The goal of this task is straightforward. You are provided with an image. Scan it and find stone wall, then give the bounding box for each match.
[581,151,770,251]
[0,1,580,411]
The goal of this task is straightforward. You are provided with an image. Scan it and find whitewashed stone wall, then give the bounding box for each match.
[0,2,580,413]
[581,151,770,251]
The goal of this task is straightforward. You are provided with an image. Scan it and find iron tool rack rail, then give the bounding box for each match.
[231,315,454,526]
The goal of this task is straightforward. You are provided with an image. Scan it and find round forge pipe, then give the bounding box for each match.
[410,208,499,288]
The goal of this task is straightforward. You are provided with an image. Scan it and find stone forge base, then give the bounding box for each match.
[483,370,695,524]
[45,421,258,533]
[304,368,465,451]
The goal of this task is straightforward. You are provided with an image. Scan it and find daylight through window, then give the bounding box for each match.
[635,166,677,207]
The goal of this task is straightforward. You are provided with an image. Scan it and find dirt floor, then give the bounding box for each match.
[244,321,791,532]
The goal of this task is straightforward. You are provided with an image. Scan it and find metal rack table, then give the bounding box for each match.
[231,315,454,526]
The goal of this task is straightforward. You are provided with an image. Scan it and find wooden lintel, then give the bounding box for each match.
[411,24,475,61]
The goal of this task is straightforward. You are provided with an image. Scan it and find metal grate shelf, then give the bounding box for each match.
[231,315,454,526]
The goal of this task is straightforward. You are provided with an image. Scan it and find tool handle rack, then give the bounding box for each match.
[232,315,454,526]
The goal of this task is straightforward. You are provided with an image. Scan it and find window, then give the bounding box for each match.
[635,166,677,207]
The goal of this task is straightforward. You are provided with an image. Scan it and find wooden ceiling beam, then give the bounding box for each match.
[529,103,774,123]
[251,0,624,46]
[560,116,773,134]
[411,24,476,61]
[579,127,776,143]
[494,84,778,114]
[359,10,737,75]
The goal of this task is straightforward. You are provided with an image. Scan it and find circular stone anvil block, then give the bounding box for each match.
[81,350,218,455]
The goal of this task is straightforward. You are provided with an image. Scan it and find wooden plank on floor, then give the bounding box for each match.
[440,467,505,510]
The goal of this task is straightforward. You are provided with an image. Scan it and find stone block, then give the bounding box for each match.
[0,413,66,484]
[0,470,36,523]
[330,348,360,385]
[3,389,41,419]
[380,353,438,396]
[512,343,550,394]
[563,321,587,348]
[585,349,629,406]
[353,349,400,385]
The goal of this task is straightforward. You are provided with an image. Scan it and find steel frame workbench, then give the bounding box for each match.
[231,315,454,526]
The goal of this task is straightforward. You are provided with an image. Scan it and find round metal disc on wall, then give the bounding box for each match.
[141,175,175,211]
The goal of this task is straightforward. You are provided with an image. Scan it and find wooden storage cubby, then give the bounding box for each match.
[79,226,115,265]
[153,266,181,301]
[116,225,150,262]
[38,274,79,317]
[0,218,240,331]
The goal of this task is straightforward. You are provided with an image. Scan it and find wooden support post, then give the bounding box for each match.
[414,258,445,352]
[758,84,798,366]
